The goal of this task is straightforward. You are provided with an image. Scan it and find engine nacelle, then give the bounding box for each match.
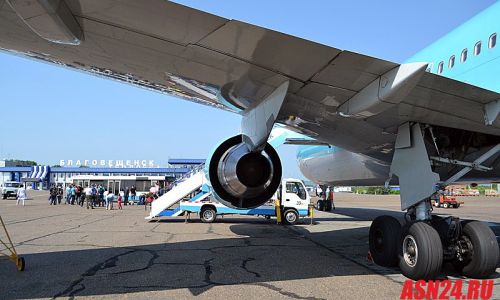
[208,135,282,208]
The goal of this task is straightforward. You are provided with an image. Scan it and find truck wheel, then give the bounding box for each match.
[399,222,443,280]
[283,209,298,225]
[200,207,216,223]
[456,203,460,208]
[324,200,332,212]
[454,221,499,278]
[316,200,324,211]
[443,203,449,208]
[2,195,6,199]
[369,216,401,267]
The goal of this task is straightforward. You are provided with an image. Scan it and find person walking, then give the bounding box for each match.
[57,185,63,204]
[16,183,27,206]
[98,184,105,207]
[76,185,82,206]
[70,185,76,205]
[91,184,98,208]
[106,191,114,210]
[49,185,58,205]
[124,187,129,206]
[130,185,136,202]
[117,193,123,210]
[84,185,94,209]
[65,185,71,204]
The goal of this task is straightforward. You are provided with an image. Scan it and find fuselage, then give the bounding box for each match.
[298,2,500,186]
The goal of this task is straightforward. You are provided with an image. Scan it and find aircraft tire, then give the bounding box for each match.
[399,222,443,280]
[369,215,401,267]
[454,221,499,278]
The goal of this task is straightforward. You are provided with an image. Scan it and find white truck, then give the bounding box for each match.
[157,178,311,224]
[1,181,22,199]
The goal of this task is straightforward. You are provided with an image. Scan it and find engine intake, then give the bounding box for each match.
[209,135,282,208]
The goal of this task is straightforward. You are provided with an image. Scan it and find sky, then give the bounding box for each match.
[0,0,496,178]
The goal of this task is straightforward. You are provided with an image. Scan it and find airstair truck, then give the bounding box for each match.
[149,177,311,225]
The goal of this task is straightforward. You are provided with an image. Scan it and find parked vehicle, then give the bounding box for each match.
[158,178,311,225]
[1,181,22,199]
[432,195,464,208]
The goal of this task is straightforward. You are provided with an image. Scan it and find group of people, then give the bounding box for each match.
[49,184,123,210]
[16,182,166,209]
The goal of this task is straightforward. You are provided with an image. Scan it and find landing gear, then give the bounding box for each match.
[453,221,499,278]
[369,205,499,280]
[399,222,443,280]
[376,123,500,279]
[369,216,401,267]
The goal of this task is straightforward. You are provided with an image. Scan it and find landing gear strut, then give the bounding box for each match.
[369,199,499,280]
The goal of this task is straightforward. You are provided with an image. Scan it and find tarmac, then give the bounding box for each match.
[1,191,500,299]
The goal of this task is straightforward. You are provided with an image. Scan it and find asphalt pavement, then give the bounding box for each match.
[1,191,500,299]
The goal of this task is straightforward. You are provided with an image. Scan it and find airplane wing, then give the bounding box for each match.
[1,0,499,162]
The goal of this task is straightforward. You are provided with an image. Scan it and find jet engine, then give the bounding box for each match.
[208,135,282,208]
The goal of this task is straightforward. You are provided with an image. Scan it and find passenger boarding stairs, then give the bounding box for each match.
[146,164,207,220]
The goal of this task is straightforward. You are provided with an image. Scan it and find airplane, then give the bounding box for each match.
[0,0,499,281]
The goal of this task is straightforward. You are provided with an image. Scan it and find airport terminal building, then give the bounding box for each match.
[0,159,205,193]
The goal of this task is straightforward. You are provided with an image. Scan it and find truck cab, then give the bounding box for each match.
[276,178,311,224]
[2,181,22,199]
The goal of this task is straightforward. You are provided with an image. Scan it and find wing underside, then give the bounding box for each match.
[1,0,499,161]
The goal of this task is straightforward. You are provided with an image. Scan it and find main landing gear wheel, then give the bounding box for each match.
[369,216,401,267]
[200,207,216,223]
[399,222,443,280]
[283,209,299,225]
[454,221,499,278]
